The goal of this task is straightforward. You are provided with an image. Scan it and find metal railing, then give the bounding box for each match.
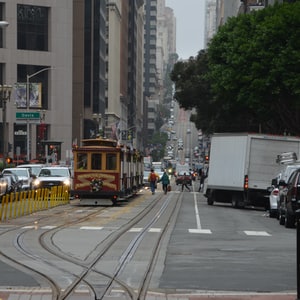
[0,186,70,222]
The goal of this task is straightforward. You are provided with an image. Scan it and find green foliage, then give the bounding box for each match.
[148,132,168,161]
[171,2,300,135]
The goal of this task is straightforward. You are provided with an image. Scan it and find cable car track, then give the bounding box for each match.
[0,189,183,299]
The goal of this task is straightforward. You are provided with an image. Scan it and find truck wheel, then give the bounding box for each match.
[232,194,240,208]
[207,190,214,205]
[207,197,214,205]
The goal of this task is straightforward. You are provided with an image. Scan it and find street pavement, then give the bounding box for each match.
[0,289,297,299]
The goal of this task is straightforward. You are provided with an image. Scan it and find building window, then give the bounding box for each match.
[17,4,49,51]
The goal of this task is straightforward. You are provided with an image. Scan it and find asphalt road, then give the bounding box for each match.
[0,184,297,299]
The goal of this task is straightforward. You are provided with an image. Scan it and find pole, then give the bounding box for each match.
[297,209,300,300]
[26,74,30,161]
[2,91,6,168]
[0,21,9,167]
[1,85,12,168]
[26,67,54,162]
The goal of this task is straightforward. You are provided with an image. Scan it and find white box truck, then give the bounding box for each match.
[204,133,300,208]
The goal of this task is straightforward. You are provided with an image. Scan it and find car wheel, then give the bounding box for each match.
[285,210,295,228]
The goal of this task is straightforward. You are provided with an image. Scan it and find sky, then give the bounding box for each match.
[165,0,206,60]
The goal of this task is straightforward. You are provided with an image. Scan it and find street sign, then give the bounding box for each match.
[16,112,40,119]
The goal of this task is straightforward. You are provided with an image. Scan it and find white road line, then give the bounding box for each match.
[194,189,201,229]
[188,187,212,234]
[128,228,161,232]
[149,228,161,232]
[244,230,271,236]
[41,226,57,229]
[189,229,212,234]
[80,226,103,230]
[128,228,143,232]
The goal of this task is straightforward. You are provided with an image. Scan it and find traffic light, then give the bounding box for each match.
[205,155,209,162]
[8,142,12,152]
[6,157,12,164]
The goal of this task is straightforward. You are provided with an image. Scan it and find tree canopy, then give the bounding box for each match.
[171,2,300,135]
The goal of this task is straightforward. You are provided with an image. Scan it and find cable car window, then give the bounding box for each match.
[106,153,117,170]
[77,153,87,170]
[91,153,102,170]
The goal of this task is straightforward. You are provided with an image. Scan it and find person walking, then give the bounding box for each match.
[148,168,159,195]
[158,170,170,194]
[181,172,191,192]
[198,169,204,192]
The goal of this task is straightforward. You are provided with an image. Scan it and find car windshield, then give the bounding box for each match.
[9,169,28,177]
[39,168,70,177]
[178,171,190,176]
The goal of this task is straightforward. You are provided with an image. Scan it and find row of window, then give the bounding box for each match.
[77,153,117,171]
[0,4,48,51]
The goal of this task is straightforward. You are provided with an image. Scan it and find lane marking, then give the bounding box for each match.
[80,226,103,230]
[190,186,211,234]
[41,226,56,229]
[189,229,212,234]
[244,230,271,236]
[128,228,161,232]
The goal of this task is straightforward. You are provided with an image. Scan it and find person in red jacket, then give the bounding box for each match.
[148,169,159,194]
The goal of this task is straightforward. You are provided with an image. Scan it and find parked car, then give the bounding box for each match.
[33,166,72,190]
[269,162,300,220]
[2,173,22,193]
[17,164,44,177]
[3,167,33,190]
[175,171,192,186]
[0,174,8,198]
[278,168,300,228]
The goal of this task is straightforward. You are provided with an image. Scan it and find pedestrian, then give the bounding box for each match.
[148,168,159,195]
[181,172,191,192]
[198,169,205,192]
[158,170,170,194]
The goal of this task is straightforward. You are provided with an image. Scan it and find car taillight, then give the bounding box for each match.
[244,175,248,190]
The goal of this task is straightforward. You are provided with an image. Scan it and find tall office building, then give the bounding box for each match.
[73,0,107,144]
[143,0,158,145]
[1,1,73,163]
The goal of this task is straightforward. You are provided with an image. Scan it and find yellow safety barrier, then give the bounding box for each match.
[0,187,70,222]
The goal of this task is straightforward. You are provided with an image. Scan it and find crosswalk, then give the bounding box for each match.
[19,225,272,236]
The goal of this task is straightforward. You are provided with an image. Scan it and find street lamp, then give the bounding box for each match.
[26,67,54,161]
[0,21,8,28]
[0,21,10,168]
[1,85,13,168]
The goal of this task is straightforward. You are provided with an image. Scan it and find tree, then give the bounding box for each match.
[170,50,216,133]
[171,2,300,135]
[148,132,168,161]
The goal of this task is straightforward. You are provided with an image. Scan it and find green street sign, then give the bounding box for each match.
[16,112,40,119]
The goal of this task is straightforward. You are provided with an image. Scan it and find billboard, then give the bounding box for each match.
[14,83,42,108]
